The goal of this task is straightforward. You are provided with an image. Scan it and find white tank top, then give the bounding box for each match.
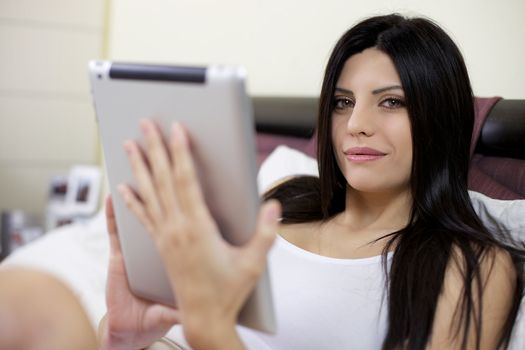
[166,235,391,349]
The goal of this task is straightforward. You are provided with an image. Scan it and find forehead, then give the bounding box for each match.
[336,48,402,90]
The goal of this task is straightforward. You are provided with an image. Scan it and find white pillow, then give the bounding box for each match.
[258,145,525,349]
[257,145,318,193]
[469,190,525,241]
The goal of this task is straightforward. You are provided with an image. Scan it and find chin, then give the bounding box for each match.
[346,178,409,195]
[348,184,388,194]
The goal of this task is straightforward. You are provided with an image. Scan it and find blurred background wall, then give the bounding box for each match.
[0,0,107,216]
[0,0,524,219]
[109,0,525,98]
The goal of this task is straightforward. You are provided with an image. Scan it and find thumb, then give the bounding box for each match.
[245,200,281,266]
[148,304,182,327]
[105,195,124,257]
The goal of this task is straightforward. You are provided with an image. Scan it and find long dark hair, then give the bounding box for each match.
[264,14,524,349]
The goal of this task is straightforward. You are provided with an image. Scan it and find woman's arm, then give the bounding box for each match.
[428,247,517,349]
[118,120,281,350]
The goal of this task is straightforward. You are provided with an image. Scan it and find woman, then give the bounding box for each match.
[99,14,524,350]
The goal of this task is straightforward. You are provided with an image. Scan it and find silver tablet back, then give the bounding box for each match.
[89,61,275,333]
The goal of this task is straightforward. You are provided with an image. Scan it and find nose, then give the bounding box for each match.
[345,103,374,137]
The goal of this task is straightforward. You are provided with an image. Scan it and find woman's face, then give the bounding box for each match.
[331,48,412,195]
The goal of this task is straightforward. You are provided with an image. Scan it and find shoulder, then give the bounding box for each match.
[447,245,516,296]
[443,244,515,278]
[429,245,517,349]
[478,247,517,291]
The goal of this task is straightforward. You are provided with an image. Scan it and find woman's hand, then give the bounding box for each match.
[99,195,181,350]
[118,120,281,349]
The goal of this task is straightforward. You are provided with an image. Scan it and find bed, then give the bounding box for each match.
[1,96,524,349]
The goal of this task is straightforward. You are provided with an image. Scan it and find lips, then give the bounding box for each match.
[344,147,387,163]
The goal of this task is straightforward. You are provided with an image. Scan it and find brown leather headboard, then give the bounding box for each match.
[476,99,525,160]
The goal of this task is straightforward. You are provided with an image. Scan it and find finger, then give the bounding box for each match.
[146,304,182,328]
[117,184,156,238]
[105,195,117,235]
[105,195,123,256]
[242,200,281,275]
[140,119,179,214]
[170,123,209,218]
[123,140,164,223]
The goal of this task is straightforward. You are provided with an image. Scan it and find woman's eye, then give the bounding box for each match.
[381,98,405,109]
[334,97,354,110]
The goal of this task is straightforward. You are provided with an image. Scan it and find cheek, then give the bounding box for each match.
[396,120,413,171]
[398,127,412,154]
[331,118,344,154]
[384,114,412,167]
[331,115,344,133]
[402,120,412,156]
[331,115,348,144]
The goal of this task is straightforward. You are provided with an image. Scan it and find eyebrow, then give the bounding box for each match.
[334,85,403,95]
[372,85,403,94]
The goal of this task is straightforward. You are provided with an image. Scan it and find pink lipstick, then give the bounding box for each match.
[344,147,386,163]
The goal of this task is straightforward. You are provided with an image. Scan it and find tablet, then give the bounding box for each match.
[88,61,275,333]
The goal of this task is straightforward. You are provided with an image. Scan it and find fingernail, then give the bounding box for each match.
[117,184,129,203]
[264,201,281,223]
[172,122,185,145]
[140,119,150,135]
[123,140,133,154]
[117,184,128,199]
[171,122,180,136]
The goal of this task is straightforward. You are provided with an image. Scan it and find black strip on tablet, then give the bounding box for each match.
[109,63,206,84]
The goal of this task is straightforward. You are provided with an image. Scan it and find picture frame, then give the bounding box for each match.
[45,165,102,230]
[66,165,102,216]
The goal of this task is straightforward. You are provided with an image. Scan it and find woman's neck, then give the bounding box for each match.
[279,186,413,259]
[338,185,412,233]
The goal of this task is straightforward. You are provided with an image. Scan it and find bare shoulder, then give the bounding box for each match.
[429,245,518,349]
[475,247,517,332]
[450,244,515,290]
[480,247,517,292]
[450,245,516,299]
